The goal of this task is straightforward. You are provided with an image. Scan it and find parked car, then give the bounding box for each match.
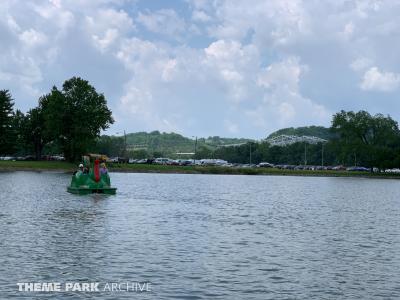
[283,165,296,170]
[137,159,148,164]
[200,159,228,166]
[332,165,346,170]
[0,156,15,161]
[154,158,171,165]
[240,164,252,168]
[304,166,317,170]
[385,168,400,173]
[176,159,192,166]
[346,166,369,172]
[257,162,274,168]
[167,160,180,166]
[51,155,65,161]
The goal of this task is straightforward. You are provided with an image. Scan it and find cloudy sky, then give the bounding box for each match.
[1,0,400,138]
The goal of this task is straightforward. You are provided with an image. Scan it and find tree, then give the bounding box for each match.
[194,145,213,160]
[129,149,148,159]
[12,109,27,155]
[0,90,16,155]
[92,135,124,157]
[331,110,400,170]
[25,107,47,160]
[41,77,114,162]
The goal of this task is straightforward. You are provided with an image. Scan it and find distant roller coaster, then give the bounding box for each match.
[266,135,327,146]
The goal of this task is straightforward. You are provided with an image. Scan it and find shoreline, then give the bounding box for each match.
[1,161,400,179]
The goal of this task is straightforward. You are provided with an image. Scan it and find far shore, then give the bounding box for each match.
[1,160,400,179]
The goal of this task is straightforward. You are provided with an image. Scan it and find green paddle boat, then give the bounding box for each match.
[67,154,117,195]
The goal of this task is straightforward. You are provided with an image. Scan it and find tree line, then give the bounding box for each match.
[0,77,114,162]
[94,111,400,171]
[1,79,400,170]
[194,111,400,170]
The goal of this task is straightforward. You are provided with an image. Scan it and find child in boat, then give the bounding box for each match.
[74,164,84,176]
[100,162,108,175]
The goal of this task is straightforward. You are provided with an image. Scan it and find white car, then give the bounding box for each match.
[154,158,170,165]
[257,162,274,168]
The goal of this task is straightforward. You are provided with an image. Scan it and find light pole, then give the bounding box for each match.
[249,143,252,165]
[304,142,307,165]
[321,143,324,167]
[192,136,197,165]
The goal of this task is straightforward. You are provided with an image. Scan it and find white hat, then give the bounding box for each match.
[79,164,83,168]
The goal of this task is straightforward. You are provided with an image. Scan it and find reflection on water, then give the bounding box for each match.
[1,171,400,299]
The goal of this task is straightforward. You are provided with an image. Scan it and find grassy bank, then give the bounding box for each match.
[0,160,76,171]
[1,160,400,179]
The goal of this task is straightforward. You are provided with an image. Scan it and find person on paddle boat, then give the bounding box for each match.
[100,162,108,175]
[74,163,84,175]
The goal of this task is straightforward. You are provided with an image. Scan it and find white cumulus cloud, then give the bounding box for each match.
[3,0,400,137]
[350,57,373,72]
[137,9,186,39]
[249,57,330,129]
[360,67,400,92]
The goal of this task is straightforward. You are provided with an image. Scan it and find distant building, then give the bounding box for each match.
[266,135,327,146]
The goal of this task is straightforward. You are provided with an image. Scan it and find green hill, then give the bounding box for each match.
[267,126,333,140]
[97,127,332,157]
[125,131,193,154]
[122,131,253,155]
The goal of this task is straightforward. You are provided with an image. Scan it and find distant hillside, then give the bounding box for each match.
[124,131,253,154]
[96,127,336,157]
[267,126,333,140]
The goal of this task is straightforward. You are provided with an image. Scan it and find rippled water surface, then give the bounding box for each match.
[1,171,400,299]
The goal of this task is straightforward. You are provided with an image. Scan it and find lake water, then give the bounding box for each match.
[1,172,400,299]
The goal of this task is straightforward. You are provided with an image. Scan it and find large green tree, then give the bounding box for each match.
[92,135,125,157]
[0,90,16,155]
[12,109,28,156]
[25,107,48,160]
[41,77,114,162]
[331,110,400,170]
